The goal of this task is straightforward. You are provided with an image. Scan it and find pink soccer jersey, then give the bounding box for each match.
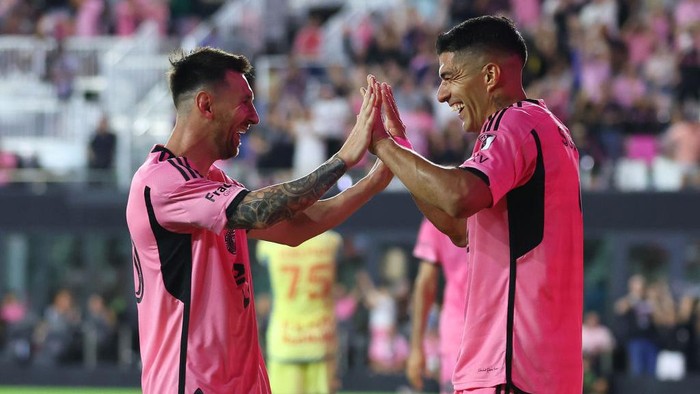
[453,100,583,393]
[126,145,271,394]
[413,218,468,388]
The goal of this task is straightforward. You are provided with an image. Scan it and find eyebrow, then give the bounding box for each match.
[439,70,452,80]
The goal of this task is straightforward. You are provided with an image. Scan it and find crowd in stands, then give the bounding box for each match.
[246,0,700,192]
[0,0,223,39]
[0,0,698,191]
[0,287,125,367]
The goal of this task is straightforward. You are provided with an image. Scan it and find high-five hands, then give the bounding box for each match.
[336,75,382,167]
[366,77,413,155]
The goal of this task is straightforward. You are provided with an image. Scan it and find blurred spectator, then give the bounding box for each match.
[251,104,295,180]
[357,269,409,374]
[33,288,82,365]
[678,293,700,372]
[648,280,686,381]
[676,23,700,105]
[582,310,616,376]
[0,291,33,364]
[614,274,658,376]
[72,0,106,36]
[83,293,117,362]
[87,114,117,184]
[292,13,323,64]
[311,83,352,160]
[660,107,700,188]
[0,149,20,186]
[44,39,78,100]
[427,117,473,166]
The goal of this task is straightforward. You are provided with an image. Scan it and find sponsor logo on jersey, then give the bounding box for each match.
[205,183,233,202]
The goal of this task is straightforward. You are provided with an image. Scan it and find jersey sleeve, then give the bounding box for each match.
[151,174,249,234]
[460,110,539,206]
[412,219,442,265]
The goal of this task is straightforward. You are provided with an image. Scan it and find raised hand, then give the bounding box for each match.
[335,75,381,167]
[380,83,406,139]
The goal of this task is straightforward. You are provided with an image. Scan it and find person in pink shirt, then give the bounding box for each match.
[369,16,583,393]
[126,47,402,394]
[406,218,467,393]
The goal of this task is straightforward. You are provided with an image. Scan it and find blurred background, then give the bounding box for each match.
[0,0,698,393]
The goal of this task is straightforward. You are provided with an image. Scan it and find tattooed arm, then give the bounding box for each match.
[247,158,392,246]
[248,160,393,246]
[227,155,347,230]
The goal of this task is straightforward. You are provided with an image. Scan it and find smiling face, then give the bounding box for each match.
[436,51,489,133]
[211,71,260,160]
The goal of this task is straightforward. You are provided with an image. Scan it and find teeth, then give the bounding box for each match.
[451,103,464,112]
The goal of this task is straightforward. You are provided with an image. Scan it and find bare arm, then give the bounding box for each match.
[374,138,491,220]
[406,262,439,391]
[249,159,393,245]
[412,196,468,247]
[373,83,491,226]
[227,75,383,232]
[227,155,347,230]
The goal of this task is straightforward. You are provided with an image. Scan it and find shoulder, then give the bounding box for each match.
[132,157,207,196]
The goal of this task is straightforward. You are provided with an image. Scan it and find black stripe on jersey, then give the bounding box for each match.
[225,189,251,222]
[507,130,545,258]
[152,145,176,161]
[144,186,193,394]
[523,98,540,106]
[504,130,544,391]
[176,157,200,179]
[459,166,490,186]
[132,242,144,304]
[482,113,494,133]
[183,158,204,178]
[168,159,190,181]
[493,107,508,131]
[484,111,498,132]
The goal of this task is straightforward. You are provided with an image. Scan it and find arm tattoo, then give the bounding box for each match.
[227,156,347,229]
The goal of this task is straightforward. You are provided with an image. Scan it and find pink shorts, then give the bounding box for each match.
[456,386,515,394]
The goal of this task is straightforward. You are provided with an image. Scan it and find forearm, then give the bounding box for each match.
[374,139,470,218]
[249,161,392,245]
[227,155,346,229]
[412,197,468,247]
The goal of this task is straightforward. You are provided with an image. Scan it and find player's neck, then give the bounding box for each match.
[165,120,215,176]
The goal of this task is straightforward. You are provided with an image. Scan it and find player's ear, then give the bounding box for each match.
[483,63,500,92]
[195,91,214,119]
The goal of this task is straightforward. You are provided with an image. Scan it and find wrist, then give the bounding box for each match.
[392,135,413,150]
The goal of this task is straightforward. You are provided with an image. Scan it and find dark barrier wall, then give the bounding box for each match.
[1,188,699,233]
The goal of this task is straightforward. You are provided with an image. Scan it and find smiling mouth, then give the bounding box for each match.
[451,103,465,117]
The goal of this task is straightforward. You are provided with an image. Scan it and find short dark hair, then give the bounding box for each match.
[167,47,253,108]
[436,15,528,66]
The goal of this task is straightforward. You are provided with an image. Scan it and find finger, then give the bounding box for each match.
[370,80,381,108]
[360,84,374,114]
[388,84,400,115]
[360,87,366,96]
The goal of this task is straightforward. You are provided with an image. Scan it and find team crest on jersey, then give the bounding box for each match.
[479,133,496,150]
[225,229,237,255]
